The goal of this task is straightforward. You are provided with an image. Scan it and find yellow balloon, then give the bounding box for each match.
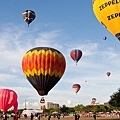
[93,0,120,41]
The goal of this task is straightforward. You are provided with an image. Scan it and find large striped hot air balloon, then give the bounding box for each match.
[72,84,81,94]
[70,49,82,65]
[22,47,66,96]
[0,89,18,114]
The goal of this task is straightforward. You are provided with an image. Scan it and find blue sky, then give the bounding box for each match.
[0,0,120,109]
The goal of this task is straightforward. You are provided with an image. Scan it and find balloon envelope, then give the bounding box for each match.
[106,72,111,77]
[72,84,81,94]
[22,47,66,96]
[92,98,96,102]
[91,98,97,105]
[14,101,18,114]
[0,89,18,114]
[67,100,72,105]
[70,49,82,65]
[22,10,36,27]
[93,0,120,41]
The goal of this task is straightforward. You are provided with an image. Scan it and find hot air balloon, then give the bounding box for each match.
[103,36,107,41]
[40,97,45,104]
[0,89,18,114]
[72,84,81,94]
[22,10,36,27]
[91,98,96,105]
[67,100,72,106]
[106,72,111,77]
[92,98,96,102]
[70,49,82,65]
[22,47,66,96]
[92,0,120,41]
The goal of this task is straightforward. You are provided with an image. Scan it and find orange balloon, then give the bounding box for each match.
[22,47,66,96]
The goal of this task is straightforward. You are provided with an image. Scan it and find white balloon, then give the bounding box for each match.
[67,100,72,105]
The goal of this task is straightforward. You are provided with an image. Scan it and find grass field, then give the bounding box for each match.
[1,116,120,120]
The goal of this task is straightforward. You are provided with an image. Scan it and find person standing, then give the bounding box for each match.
[15,113,19,120]
[74,113,77,120]
[48,115,51,120]
[38,115,40,120]
[93,113,96,120]
[77,114,80,120]
[30,113,34,120]
[3,113,7,120]
[57,115,60,120]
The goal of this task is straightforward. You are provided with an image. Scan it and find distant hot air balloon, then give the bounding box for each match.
[92,0,120,41]
[70,49,82,65]
[22,47,66,96]
[67,100,72,106]
[106,72,111,77]
[22,10,36,27]
[40,97,45,104]
[0,89,18,114]
[72,84,81,94]
[91,97,96,105]
[92,98,96,102]
[103,36,107,41]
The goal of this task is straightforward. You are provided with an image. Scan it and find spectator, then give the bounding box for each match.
[93,113,96,120]
[30,113,34,120]
[3,113,7,120]
[77,114,80,120]
[48,115,51,120]
[74,113,77,120]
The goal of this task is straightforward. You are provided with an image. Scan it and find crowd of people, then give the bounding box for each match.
[1,111,120,120]
[2,113,20,120]
[30,113,62,120]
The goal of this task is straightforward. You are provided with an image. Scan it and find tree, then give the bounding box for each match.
[74,104,84,112]
[43,108,50,114]
[59,105,70,113]
[109,88,120,110]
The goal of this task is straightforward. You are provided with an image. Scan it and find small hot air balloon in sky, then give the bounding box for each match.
[0,89,18,114]
[103,36,107,41]
[22,47,66,96]
[92,0,120,41]
[22,10,36,27]
[92,98,96,102]
[40,97,45,104]
[91,97,96,105]
[72,84,81,94]
[70,49,82,65]
[106,72,111,77]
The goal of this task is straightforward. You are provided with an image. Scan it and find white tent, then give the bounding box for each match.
[22,110,43,117]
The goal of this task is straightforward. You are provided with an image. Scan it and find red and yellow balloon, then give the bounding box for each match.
[93,0,120,41]
[72,84,81,94]
[22,47,66,96]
